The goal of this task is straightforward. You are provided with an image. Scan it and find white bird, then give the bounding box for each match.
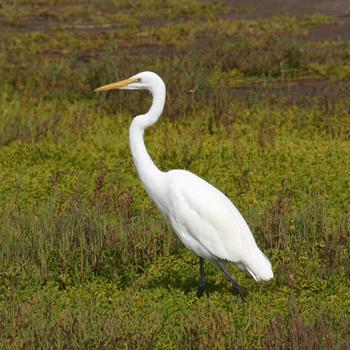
[95,71,273,299]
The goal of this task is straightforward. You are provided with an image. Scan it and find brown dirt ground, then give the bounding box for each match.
[224,0,349,19]
[230,78,350,106]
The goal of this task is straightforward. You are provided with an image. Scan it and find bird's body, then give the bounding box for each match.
[95,71,273,298]
[164,170,272,282]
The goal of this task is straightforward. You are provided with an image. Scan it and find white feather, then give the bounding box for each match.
[165,170,273,281]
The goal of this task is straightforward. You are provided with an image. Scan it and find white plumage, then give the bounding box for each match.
[95,71,273,298]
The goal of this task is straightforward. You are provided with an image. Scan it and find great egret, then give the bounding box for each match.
[95,71,273,299]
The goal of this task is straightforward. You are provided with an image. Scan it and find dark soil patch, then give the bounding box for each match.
[128,44,181,56]
[223,0,349,19]
[308,15,350,41]
[231,78,350,106]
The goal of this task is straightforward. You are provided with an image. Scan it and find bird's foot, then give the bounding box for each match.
[196,283,206,298]
[233,286,247,301]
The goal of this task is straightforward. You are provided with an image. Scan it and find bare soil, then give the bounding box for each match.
[230,78,350,105]
[224,0,349,19]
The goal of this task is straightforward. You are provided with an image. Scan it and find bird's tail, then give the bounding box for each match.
[244,248,273,282]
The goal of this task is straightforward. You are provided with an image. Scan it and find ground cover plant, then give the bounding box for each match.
[0,0,349,349]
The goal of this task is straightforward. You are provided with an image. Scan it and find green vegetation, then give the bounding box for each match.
[0,0,349,348]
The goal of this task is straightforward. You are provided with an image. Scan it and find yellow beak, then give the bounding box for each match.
[94,77,138,92]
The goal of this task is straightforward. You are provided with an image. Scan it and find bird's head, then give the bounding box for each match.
[94,71,164,93]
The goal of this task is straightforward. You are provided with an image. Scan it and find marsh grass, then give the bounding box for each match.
[0,0,350,349]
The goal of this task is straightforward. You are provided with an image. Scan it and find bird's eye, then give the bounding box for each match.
[137,78,142,82]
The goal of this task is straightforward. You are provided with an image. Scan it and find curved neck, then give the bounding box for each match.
[129,83,166,192]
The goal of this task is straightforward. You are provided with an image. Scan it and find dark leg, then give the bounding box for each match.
[196,257,206,298]
[216,260,246,300]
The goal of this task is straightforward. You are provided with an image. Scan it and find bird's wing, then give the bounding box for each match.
[167,170,257,262]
